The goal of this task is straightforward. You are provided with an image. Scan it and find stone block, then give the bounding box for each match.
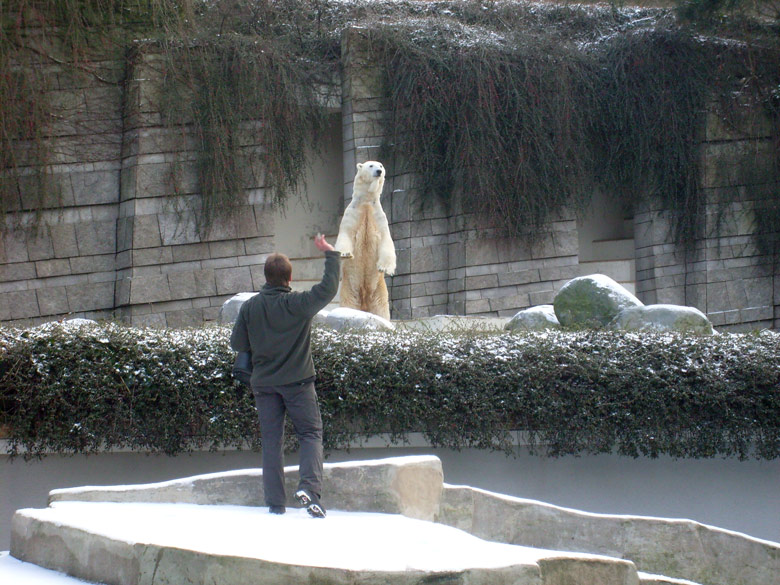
[391,283,410,300]
[529,290,555,306]
[0,229,27,263]
[447,241,465,269]
[128,274,171,304]
[488,293,526,313]
[71,254,115,275]
[465,239,498,266]
[237,254,265,269]
[66,281,115,313]
[130,247,172,267]
[49,224,80,258]
[36,259,72,279]
[425,280,448,296]
[244,237,273,255]
[37,287,69,316]
[465,298,491,314]
[132,312,168,328]
[159,211,199,246]
[466,274,499,290]
[130,214,162,249]
[410,295,433,309]
[114,274,131,306]
[166,308,204,329]
[75,221,116,256]
[539,264,581,282]
[135,161,176,198]
[27,228,54,261]
[215,266,252,296]
[410,305,434,318]
[0,290,40,320]
[411,245,448,273]
[702,140,777,189]
[70,170,119,206]
[209,240,245,259]
[410,283,427,298]
[172,242,210,262]
[249,265,265,290]
[203,257,238,270]
[394,247,411,275]
[0,262,36,282]
[169,269,217,300]
[706,105,775,142]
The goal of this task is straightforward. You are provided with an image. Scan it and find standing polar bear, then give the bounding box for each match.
[335,161,396,320]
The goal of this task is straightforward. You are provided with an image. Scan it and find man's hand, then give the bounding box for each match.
[314,233,335,253]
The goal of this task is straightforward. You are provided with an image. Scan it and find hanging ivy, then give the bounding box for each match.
[156,38,334,232]
[370,13,779,252]
[1,0,778,256]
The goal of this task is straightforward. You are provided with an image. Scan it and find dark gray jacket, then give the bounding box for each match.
[230,251,340,386]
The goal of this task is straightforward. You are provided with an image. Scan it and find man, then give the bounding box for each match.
[231,233,340,518]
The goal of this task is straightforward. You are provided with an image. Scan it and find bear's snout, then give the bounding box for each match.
[374,168,384,177]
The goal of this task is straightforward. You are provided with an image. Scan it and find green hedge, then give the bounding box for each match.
[1,321,778,460]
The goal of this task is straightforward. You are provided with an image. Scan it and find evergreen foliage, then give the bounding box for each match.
[1,322,778,461]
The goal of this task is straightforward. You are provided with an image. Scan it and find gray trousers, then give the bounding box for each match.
[252,379,323,507]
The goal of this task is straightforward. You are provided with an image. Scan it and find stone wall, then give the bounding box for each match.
[2,28,777,329]
[634,107,779,331]
[1,44,341,328]
[114,50,274,327]
[0,39,124,325]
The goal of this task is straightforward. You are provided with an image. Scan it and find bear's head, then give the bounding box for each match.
[354,161,385,198]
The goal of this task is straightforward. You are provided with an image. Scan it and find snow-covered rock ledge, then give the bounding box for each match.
[10,456,779,585]
[11,501,640,585]
[47,455,443,521]
[440,484,780,585]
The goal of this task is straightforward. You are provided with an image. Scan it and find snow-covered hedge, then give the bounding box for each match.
[1,321,778,460]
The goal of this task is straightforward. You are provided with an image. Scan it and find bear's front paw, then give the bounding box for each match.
[377,261,396,276]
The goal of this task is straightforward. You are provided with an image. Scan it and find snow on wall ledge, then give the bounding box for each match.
[11,455,780,585]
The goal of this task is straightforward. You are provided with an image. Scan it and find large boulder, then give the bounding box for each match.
[609,304,716,335]
[323,307,395,331]
[554,274,643,328]
[505,305,560,332]
[218,292,257,324]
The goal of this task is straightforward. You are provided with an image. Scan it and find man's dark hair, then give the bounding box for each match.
[264,253,292,286]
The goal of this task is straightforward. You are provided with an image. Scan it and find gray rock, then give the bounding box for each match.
[505,305,560,331]
[218,292,257,324]
[324,307,395,331]
[609,305,716,335]
[554,274,643,328]
[313,309,330,326]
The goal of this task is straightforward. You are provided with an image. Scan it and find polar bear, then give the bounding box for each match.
[335,161,396,320]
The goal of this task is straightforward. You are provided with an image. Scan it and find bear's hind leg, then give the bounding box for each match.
[367,275,390,321]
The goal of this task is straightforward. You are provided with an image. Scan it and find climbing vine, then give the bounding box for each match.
[1,0,778,254]
[370,9,779,251]
[156,38,333,231]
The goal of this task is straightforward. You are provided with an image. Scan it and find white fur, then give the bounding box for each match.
[335,161,396,276]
